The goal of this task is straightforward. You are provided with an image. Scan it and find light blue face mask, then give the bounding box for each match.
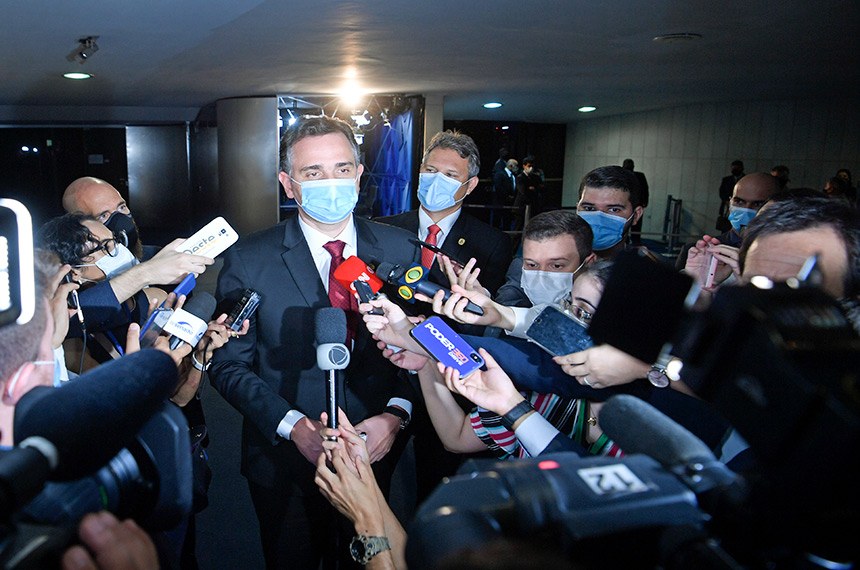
[578,210,633,251]
[417,172,467,212]
[294,177,358,224]
[728,205,757,232]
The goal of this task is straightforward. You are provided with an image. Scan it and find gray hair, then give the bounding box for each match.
[423,130,480,178]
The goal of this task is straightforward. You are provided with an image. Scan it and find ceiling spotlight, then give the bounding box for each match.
[351,110,370,127]
[287,109,297,126]
[501,125,509,130]
[63,72,92,80]
[67,36,99,64]
[483,102,502,109]
[578,106,597,113]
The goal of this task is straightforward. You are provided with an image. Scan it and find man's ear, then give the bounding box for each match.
[3,363,34,405]
[278,172,296,200]
[632,206,644,225]
[463,176,479,197]
[583,252,597,265]
[354,164,365,191]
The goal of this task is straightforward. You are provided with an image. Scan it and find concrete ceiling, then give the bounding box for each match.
[1,0,857,123]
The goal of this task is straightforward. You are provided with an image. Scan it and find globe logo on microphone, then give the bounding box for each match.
[327,345,350,368]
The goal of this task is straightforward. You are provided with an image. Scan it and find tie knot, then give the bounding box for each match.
[323,240,346,259]
[427,224,441,239]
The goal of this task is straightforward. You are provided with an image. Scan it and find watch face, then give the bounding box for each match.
[647,368,669,388]
[350,538,366,562]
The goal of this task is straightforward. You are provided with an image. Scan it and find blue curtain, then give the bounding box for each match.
[362,110,414,217]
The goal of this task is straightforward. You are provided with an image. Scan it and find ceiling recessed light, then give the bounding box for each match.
[63,72,92,80]
[501,125,509,130]
[653,33,702,43]
[483,102,502,109]
[578,106,597,113]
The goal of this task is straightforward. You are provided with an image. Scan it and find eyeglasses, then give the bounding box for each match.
[560,293,594,324]
[80,237,118,262]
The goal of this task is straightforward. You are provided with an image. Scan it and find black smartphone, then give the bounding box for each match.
[525,305,594,356]
[225,288,261,331]
[354,280,384,315]
[408,238,466,268]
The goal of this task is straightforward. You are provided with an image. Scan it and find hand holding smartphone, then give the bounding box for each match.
[409,316,484,378]
[525,305,594,356]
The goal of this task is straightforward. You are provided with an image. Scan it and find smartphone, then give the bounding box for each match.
[175,216,239,258]
[410,316,484,378]
[139,307,174,347]
[525,305,594,356]
[702,253,719,289]
[408,238,466,268]
[63,273,80,310]
[354,280,384,315]
[225,288,261,331]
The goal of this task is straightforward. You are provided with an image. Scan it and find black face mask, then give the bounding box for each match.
[105,211,139,251]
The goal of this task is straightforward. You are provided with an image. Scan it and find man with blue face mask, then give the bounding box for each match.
[676,172,778,273]
[377,130,512,296]
[209,115,420,569]
[576,165,645,260]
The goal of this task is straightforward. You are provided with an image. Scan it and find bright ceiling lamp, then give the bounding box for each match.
[63,72,92,80]
[483,102,502,109]
[578,106,597,113]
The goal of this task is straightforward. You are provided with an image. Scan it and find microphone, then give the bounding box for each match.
[163,291,216,350]
[13,350,178,481]
[315,308,351,437]
[374,261,484,316]
[600,395,739,495]
[333,255,384,296]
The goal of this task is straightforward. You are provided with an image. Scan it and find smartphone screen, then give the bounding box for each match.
[525,305,594,356]
[410,316,484,377]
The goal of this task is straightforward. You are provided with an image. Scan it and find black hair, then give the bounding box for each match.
[739,196,860,297]
[524,210,594,260]
[279,115,360,174]
[38,213,99,266]
[577,165,643,209]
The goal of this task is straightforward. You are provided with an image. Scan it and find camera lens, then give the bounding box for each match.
[470,353,481,362]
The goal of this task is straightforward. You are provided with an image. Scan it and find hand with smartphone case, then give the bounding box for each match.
[409,316,485,378]
[525,305,594,356]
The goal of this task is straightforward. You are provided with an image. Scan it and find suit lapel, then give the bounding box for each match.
[441,212,469,260]
[280,216,328,308]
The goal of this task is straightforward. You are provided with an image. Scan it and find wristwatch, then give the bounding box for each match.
[349,534,391,565]
[647,364,670,388]
[384,405,410,430]
[500,400,534,430]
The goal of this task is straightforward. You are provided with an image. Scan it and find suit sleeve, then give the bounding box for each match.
[479,232,513,296]
[74,281,127,333]
[208,247,292,445]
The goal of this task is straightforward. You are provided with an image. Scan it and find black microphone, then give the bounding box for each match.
[374,261,484,315]
[600,395,739,495]
[164,291,217,350]
[315,308,350,438]
[13,349,178,481]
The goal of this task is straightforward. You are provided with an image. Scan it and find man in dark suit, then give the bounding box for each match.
[376,129,512,502]
[209,116,419,569]
[377,130,512,296]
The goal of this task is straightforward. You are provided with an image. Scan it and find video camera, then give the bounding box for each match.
[408,250,860,568]
[0,199,192,568]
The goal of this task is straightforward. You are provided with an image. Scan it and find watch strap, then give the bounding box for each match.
[350,534,391,565]
[384,405,410,429]
[501,400,534,430]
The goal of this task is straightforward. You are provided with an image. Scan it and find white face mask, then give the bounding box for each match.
[76,243,139,279]
[520,269,575,306]
[5,360,54,400]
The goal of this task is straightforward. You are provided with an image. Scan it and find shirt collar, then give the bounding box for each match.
[418,207,461,247]
[298,214,357,258]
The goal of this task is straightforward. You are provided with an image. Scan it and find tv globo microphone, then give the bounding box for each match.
[315,308,351,437]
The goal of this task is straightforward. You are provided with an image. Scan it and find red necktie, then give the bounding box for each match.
[323,240,358,344]
[421,224,441,269]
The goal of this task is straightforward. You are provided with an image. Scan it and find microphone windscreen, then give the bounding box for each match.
[13,350,178,481]
[373,261,399,284]
[600,394,715,468]
[315,307,347,345]
[333,256,384,293]
[181,291,217,322]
